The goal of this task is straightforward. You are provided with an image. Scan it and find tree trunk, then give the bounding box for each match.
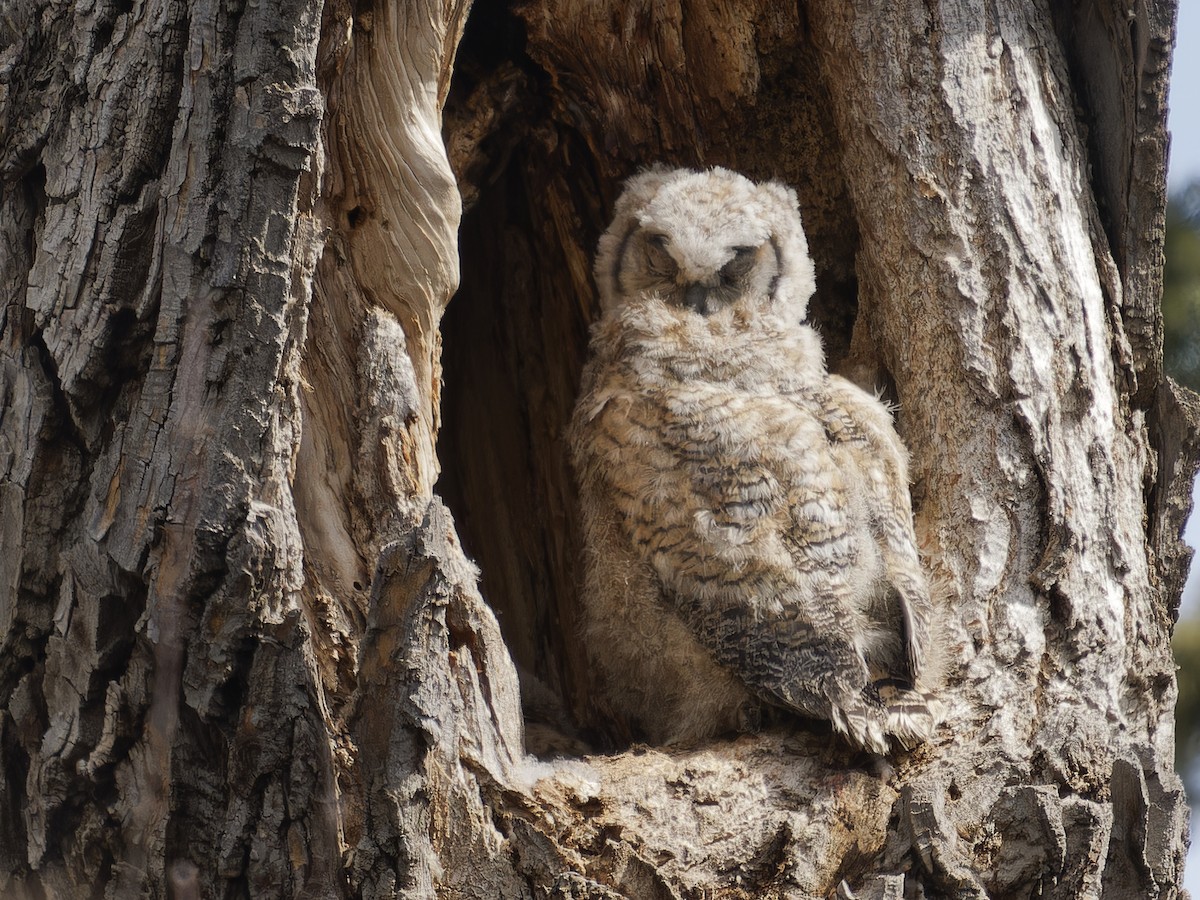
[0,0,1191,896]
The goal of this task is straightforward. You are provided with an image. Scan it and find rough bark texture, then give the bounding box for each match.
[0,0,1192,898]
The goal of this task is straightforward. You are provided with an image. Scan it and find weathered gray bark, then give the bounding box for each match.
[0,0,1191,898]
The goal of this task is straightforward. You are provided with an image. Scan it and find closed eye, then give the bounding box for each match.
[719,245,759,285]
[644,233,677,276]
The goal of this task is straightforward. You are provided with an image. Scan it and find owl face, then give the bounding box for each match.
[619,225,780,317]
[595,167,817,325]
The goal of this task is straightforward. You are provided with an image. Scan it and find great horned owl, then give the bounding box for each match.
[569,166,943,754]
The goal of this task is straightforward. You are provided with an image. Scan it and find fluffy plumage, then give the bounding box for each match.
[569,166,944,754]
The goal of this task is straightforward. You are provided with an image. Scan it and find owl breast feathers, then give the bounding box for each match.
[569,166,945,754]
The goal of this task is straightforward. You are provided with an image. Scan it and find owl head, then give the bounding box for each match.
[594,166,817,324]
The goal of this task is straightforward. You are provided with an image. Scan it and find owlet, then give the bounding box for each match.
[569,166,943,754]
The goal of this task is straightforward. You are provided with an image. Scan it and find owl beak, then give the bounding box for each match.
[683,282,713,315]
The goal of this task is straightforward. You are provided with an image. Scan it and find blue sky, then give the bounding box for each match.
[1170,2,1200,191]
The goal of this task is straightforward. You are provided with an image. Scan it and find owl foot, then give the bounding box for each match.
[828,702,890,755]
[876,680,944,750]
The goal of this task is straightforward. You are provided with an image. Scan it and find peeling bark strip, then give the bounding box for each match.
[0,0,1192,897]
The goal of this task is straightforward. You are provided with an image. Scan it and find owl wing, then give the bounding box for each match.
[819,375,933,685]
[674,586,891,753]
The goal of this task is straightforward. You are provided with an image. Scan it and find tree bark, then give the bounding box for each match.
[0,0,1191,898]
